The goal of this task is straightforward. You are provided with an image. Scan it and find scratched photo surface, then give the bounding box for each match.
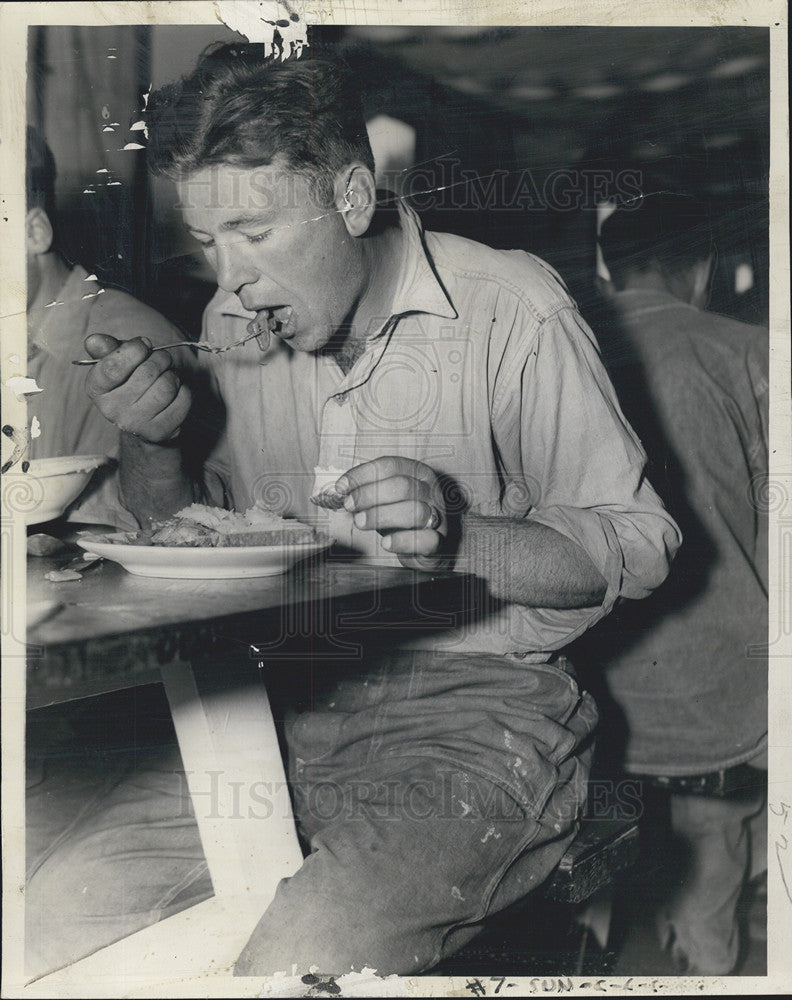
[1,6,789,999]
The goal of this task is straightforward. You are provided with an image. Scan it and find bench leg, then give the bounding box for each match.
[160,658,303,902]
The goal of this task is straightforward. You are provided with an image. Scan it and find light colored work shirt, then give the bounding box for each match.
[588,289,768,774]
[198,203,679,655]
[28,264,182,526]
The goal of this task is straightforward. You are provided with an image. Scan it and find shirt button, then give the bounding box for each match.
[335,392,348,405]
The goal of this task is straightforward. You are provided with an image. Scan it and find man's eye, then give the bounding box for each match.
[194,237,214,249]
[245,231,271,245]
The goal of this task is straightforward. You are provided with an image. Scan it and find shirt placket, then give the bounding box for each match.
[314,324,400,561]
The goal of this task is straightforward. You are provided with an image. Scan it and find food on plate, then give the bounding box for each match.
[44,568,83,582]
[89,504,320,548]
[310,466,348,510]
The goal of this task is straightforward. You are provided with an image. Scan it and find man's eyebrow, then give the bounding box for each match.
[220,213,273,231]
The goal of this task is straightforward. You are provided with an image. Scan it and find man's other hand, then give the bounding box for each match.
[85,334,191,443]
[336,456,449,570]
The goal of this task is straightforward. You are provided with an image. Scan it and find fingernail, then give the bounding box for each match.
[353,512,366,529]
[141,337,153,349]
[335,476,349,494]
[381,536,392,551]
[344,495,356,512]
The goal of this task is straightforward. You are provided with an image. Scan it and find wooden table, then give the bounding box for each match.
[22,545,482,990]
[27,547,479,708]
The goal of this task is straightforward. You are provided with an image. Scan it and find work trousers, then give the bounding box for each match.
[26,651,598,978]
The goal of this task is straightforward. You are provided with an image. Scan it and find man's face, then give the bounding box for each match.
[177,162,365,353]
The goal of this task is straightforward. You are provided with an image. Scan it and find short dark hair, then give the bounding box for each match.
[145,43,375,207]
[26,126,57,218]
[599,192,714,289]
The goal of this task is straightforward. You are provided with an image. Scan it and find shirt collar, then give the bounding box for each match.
[212,198,458,328]
[386,198,458,324]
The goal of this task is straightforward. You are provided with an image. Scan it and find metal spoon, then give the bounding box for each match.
[73,342,219,365]
[72,327,267,365]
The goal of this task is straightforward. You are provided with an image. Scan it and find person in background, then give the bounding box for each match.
[25,126,192,527]
[24,130,221,981]
[592,191,768,975]
[26,46,680,978]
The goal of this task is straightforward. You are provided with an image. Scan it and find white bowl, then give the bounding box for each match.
[20,455,110,525]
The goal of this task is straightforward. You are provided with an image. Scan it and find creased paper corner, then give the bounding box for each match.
[216,0,309,59]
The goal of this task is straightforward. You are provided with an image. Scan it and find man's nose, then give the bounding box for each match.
[215,242,257,295]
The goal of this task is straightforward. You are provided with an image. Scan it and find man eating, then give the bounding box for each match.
[29,43,680,978]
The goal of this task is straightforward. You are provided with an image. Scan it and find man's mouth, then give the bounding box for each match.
[245,306,295,346]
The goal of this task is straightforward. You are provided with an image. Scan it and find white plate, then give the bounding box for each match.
[75,536,332,579]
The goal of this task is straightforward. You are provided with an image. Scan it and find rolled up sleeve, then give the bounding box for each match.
[499,304,681,629]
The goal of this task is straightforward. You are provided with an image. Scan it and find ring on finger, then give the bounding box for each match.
[424,505,442,531]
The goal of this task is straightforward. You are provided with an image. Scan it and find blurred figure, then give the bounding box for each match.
[591,192,768,974]
[24,131,215,979]
[25,127,186,526]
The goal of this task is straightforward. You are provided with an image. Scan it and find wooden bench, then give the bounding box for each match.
[538,816,640,905]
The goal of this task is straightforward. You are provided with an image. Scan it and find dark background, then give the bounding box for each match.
[27,25,770,337]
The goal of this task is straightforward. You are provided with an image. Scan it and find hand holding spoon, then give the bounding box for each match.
[72,322,269,365]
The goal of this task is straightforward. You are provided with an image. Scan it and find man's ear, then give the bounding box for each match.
[26,207,54,256]
[335,165,377,237]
